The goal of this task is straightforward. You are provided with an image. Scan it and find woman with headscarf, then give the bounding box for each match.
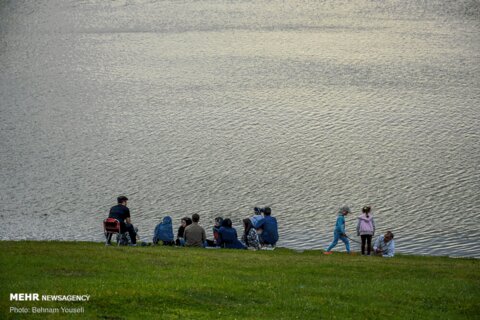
[153,216,174,245]
[218,218,246,249]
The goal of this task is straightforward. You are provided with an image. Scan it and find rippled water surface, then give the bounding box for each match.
[1,0,479,257]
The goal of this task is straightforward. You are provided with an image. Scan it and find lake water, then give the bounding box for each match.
[1,0,479,257]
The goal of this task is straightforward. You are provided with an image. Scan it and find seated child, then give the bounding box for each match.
[242,207,265,248]
[250,207,266,229]
[243,218,261,250]
[206,217,223,247]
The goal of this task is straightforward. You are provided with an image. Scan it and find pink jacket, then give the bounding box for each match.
[356,214,375,236]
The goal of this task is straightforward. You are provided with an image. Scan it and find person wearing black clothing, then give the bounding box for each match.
[176,217,192,246]
[108,195,137,245]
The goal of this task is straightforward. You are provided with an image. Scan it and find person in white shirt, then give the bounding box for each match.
[373,231,395,258]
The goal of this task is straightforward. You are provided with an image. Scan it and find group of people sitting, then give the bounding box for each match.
[152,207,279,250]
[106,196,394,257]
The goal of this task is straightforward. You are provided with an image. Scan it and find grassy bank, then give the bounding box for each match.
[0,241,478,319]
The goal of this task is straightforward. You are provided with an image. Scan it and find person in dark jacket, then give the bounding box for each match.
[206,217,223,247]
[108,195,137,246]
[153,216,174,245]
[176,217,192,246]
[218,219,246,249]
[258,207,278,247]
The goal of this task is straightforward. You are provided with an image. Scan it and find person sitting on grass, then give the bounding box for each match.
[242,218,261,250]
[218,219,246,249]
[258,207,278,247]
[206,217,223,247]
[324,206,351,255]
[153,216,175,246]
[108,195,137,246]
[176,217,192,246]
[373,231,395,258]
[242,207,264,245]
[184,213,207,247]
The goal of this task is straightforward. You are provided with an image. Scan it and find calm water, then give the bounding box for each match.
[1,0,479,257]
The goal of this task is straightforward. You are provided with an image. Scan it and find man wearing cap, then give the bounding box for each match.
[108,196,137,246]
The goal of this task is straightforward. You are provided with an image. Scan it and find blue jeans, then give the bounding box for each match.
[259,234,277,246]
[326,232,350,253]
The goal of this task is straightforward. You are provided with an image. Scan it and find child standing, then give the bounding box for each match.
[356,206,375,255]
[324,206,351,254]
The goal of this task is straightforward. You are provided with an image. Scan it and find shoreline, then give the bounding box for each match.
[1,239,478,260]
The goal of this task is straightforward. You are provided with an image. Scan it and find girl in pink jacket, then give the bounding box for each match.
[356,206,375,255]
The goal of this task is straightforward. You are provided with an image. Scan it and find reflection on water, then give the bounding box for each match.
[1,0,479,257]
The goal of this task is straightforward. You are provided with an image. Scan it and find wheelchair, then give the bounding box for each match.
[103,218,129,246]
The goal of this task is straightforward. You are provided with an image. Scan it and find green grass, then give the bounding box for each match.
[0,241,479,319]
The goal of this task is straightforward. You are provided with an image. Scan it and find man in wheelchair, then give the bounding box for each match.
[107,195,137,246]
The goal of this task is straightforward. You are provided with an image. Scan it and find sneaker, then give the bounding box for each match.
[128,244,137,247]
[323,251,333,255]
[105,243,112,246]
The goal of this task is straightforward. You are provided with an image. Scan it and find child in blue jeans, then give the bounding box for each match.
[324,206,351,254]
